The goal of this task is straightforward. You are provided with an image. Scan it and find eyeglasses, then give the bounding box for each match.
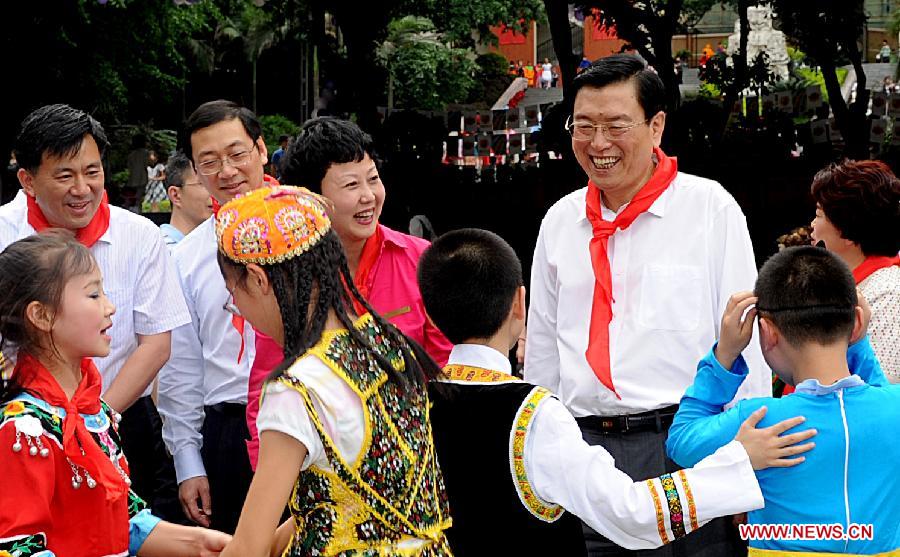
[196,146,256,176]
[565,116,650,141]
[223,293,242,317]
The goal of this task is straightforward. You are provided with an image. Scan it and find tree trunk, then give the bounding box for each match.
[252,57,258,114]
[721,0,750,132]
[544,0,579,107]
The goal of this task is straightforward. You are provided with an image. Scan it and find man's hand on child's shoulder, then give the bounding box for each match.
[715,291,758,370]
[735,406,817,471]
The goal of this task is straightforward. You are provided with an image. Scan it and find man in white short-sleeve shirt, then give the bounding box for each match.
[525,55,770,557]
[0,104,190,522]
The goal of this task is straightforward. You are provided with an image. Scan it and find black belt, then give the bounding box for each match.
[576,404,679,435]
[204,402,247,418]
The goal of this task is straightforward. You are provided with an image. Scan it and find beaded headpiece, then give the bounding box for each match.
[216,186,332,265]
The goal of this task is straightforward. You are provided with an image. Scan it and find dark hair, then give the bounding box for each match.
[418,229,523,344]
[281,117,378,192]
[754,246,858,346]
[810,159,900,257]
[217,230,441,388]
[165,152,194,188]
[571,54,666,119]
[0,231,97,402]
[278,134,290,143]
[14,104,109,174]
[181,100,262,162]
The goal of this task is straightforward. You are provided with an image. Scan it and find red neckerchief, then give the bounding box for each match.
[351,225,384,316]
[584,147,678,398]
[213,175,281,363]
[16,353,128,502]
[26,192,110,247]
[853,255,900,284]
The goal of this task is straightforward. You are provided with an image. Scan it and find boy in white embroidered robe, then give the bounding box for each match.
[417,229,817,556]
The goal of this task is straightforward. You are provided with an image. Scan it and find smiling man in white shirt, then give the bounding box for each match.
[525,54,771,557]
[157,100,273,534]
[0,104,190,523]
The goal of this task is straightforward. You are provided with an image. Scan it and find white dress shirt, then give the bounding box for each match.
[439,344,764,549]
[525,173,771,417]
[0,191,190,394]
[157,217,257,482]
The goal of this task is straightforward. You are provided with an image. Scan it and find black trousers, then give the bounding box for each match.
[200,403,254,534]
[577,421,748,557]
[119,395,185,523]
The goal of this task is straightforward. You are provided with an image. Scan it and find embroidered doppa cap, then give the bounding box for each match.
[216,186,331,264]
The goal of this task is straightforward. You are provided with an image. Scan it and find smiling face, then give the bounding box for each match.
[18,134,105,230]
[319,154,385,246]
[571,81,665,209]
[190,118,268,204]
[49,265,116,361]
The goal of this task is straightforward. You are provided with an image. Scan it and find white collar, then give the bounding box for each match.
[447,343,513,375]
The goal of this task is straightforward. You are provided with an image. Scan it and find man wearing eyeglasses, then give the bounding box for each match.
[157,100,277,534]
[159,152,213,248]
[525,55,770,556]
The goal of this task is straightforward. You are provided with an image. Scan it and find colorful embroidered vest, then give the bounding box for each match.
[276,314,451,556]
[428,365,588,556]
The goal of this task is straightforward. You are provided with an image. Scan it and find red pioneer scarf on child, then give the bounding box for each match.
[26,192,111,247]
[16,353,128,502]
[584,147,678,398]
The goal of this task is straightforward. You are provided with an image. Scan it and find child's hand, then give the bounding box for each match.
[735,407,816,470]
[715,291,757,370]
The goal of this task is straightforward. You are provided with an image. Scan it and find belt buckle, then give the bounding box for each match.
[601,418,616,432]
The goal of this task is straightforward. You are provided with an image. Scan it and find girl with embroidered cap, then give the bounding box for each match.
[0,231,231,557]
[214,186,451,557]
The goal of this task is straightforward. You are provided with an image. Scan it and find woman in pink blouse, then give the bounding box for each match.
[245,118,452,468]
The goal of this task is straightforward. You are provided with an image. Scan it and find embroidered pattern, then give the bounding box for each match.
[509,387,564,522]
[0,532,51,556]
[645,479,669,545]
[215,209,238,238]
[277,314,451,556]
[677,470,699,530]
[232,217,272,258]
[1,396,144,512]
[660,473,686,539]
[442,364,521,384]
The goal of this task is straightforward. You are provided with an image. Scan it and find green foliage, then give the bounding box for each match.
[698,82,724,100]
[259,114,302,153]
[467,53,514,105]
[393,0,546,46]
[377,16,477,110]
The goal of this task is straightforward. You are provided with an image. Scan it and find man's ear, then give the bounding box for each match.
[758,316,780,352]
[245,263,272,295]
[17,168,35,197]
[256,137,269,166]
[167,186,181,208]
[25,301,53,333]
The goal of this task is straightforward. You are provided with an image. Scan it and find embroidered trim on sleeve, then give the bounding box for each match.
[677,470,699,530]
[645,478,670,545]
[509,386,565,522]
[660,473,686,539]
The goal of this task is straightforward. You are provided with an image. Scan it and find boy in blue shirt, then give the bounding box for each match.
[667,246,897,555]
